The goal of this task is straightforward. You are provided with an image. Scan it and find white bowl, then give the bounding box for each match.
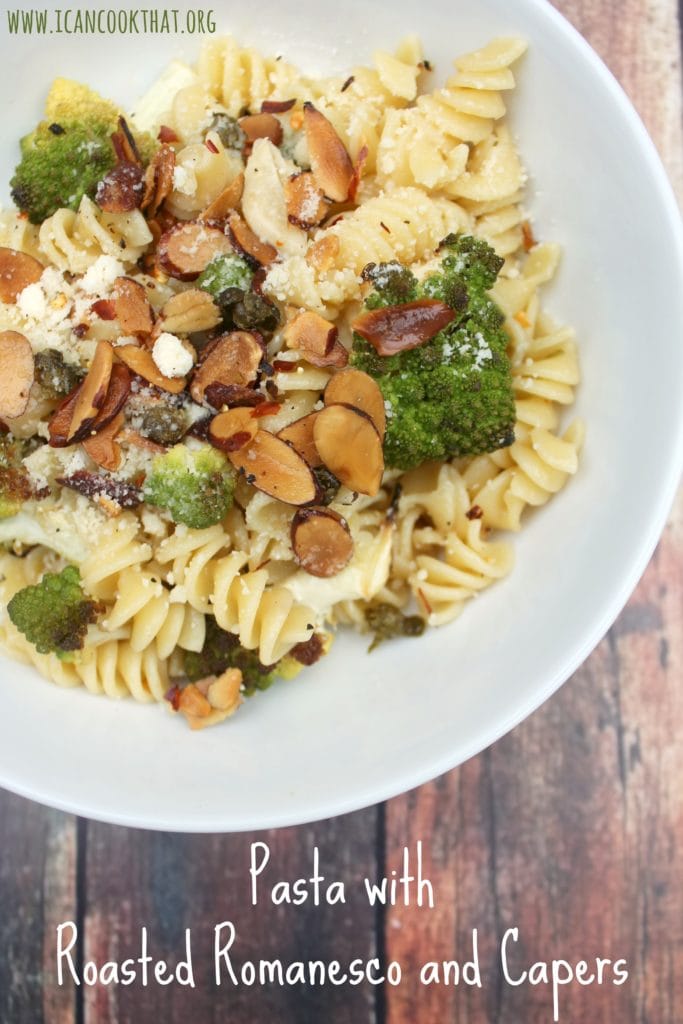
[1,0,681,831]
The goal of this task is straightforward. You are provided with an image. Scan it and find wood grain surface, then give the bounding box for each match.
[0,2,681,1021]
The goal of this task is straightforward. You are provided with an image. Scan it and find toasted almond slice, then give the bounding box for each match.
[0,331,34,419]
[67,340,114,443]
[158,289,221,335]
[291,506,354,578]
[157,222,233,280]
[303,103,354,203]
[351,300,456,356]
[178,683,212,719]
[48,386,81,448]
[82,411,125,471]
[324,368,386,439]
[0,248,44,304]
[208,407,258,452]
[285,172,329,230]
[118,427,167,454]
[229,430,318,505]
[116,344,186,394]
[91,298,116,321]
[96,162,145,213]
[306,234,340,273]
[113,277,154,335]
[204,382,264,410]
[227,212,278,267]
[190,331,263,404]
[284,310,337,358]
[141,144,176,218]
[261,98,296,114]
[199,173,245,223]
[89,363,132,433]
[277,411,322,467]
[239,113,283,147]
[313,404,384,495]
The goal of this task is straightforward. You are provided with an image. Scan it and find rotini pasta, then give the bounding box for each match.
[0,31,583,729]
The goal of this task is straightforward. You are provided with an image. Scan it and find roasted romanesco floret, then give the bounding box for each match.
[143,444,236,529]
[0,437,36,519]
[197,253,254,297]
[7,565,102,657]
[11,78,154,224]
[184,618,281,696]
[351,235,516,471]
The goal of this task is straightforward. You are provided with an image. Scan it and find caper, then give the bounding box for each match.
[34,349,82,398]
[313,466,341,506]
[208,114,245,151]
[140,404,187,446]
[232,292,280,335]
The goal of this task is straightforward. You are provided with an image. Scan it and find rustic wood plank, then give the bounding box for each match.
[384,0,683,1020]
[81,810,379,1023]
[0,788,77,1024]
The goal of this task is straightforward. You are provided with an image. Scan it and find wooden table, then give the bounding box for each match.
[1,2,681,1020]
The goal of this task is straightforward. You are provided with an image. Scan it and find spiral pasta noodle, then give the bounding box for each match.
[38,196,153,274]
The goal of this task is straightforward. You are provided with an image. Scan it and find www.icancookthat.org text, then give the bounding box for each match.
[6,8,217,35]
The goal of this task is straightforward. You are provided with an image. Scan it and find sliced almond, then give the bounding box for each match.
[0,331,34,419]
[89,363,132,433]
[239,113,283,147]
[291,506,354,578]
[204,382,264,410]
[113,277,154,336]
[228,430,318,505]
[284,310,337,359]
[306,235,340,273]
[96,162,145,213]
[116,344,186,394]
[206,667,243,711]
[158,289,221,335]
[227,212,278,268]
[208,407,258,452]
[261,99,296,114]
[313,404,384,495]
[285,172,329,230]
[82,411,125,471]
[303,103,354,203]
[348,144,369,203]
[67,340,114,443]
[277,412,322,467]
[48,386,81,448]
[0,248,44,304]
[157,222,233,280]
[351,300,456,356]
[324,368,386,439]
[190,331,263,404]
[199,173,244,223]
[141,144,176,218]
[118,427,167,455]
[178,683,212,719]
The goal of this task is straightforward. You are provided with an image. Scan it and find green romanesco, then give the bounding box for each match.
[11,78,154,224]
[143,444,236,529]
[184,618,280,696]
[7,565,102,657]
[0,437,35,519]
[197,253,254,297]
[351,235,515,471]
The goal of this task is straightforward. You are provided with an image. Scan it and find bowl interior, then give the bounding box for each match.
[1,0,681,830]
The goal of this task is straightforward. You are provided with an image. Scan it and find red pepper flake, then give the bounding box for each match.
[522,220,536,252]
[164,685,182,711]
[72,323,89,339]
[272,359,298,373]
[416,587,433,616]
[380,221,391,234]
[158,124,179,144]
[340,75,355,93]
[466,505,484,521]
[251,401,281,418]
[205,138,219,154]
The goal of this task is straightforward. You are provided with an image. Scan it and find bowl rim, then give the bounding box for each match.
[1,0,682,831]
